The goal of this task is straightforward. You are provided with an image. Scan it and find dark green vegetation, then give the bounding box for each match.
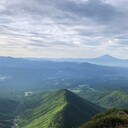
[0,98,18,128]
[18,89,104,128]
[80,109,128,128]
[0,88,126,128]
[0,89,127,128]
[78,89,128,109]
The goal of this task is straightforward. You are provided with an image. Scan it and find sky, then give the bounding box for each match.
[0,0,128,58]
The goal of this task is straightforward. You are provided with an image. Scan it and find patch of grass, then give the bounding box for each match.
[80,109,128,128]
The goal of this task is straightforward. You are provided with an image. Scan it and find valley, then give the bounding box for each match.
[0,90,105,128]
[0,56,127,128]
[0,98,18,128]
[0,56,128,95]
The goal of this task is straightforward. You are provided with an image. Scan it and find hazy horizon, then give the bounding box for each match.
[0,54,128,60]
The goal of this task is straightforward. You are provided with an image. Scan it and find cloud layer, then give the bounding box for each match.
[0,0,128,58]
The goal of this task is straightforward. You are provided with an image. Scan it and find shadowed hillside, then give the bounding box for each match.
[0,98,18,128]
[80,109,128,128]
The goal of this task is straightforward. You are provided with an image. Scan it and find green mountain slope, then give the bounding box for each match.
[19,89,104,128]
[78,89,128,109]
[0,98,18,128]
[80,109,128,128]
[98,91,128,108]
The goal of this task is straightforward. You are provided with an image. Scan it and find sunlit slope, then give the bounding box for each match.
[19,89,104,128]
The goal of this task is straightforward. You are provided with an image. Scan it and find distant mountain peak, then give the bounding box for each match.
[99,54,115,59]
[102,54,112,57]
[58,89,69,93]
[83,54,128,67]
[56,89,71,96]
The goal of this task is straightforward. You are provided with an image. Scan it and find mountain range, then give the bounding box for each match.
[83,54,128,67]
[78,89,128,109]
[0,89,127,128]
[45,54,128,67]
[0,55,127,128]
[18,89,104,128]
[0,54,128,68]
[0,55,128,95]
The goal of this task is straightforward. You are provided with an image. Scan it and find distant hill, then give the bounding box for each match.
[0,56,128,94]
[19,89,104,128]
[78,89,128,109]
[82,54,128,67]
[80,109,128,128]
[49,54,128,67]
[0,55,128,68]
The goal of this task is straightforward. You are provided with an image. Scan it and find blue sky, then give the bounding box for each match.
[0,0,128,58]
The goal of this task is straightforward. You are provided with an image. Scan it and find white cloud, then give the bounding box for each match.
[0,0,128,58]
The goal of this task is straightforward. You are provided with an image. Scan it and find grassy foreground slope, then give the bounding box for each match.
[19,89,104,128]
[80,109,128,128]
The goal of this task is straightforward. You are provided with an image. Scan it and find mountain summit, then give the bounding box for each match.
[19,89,104,128]
[98,54,118,60]
[82,54,128,67]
